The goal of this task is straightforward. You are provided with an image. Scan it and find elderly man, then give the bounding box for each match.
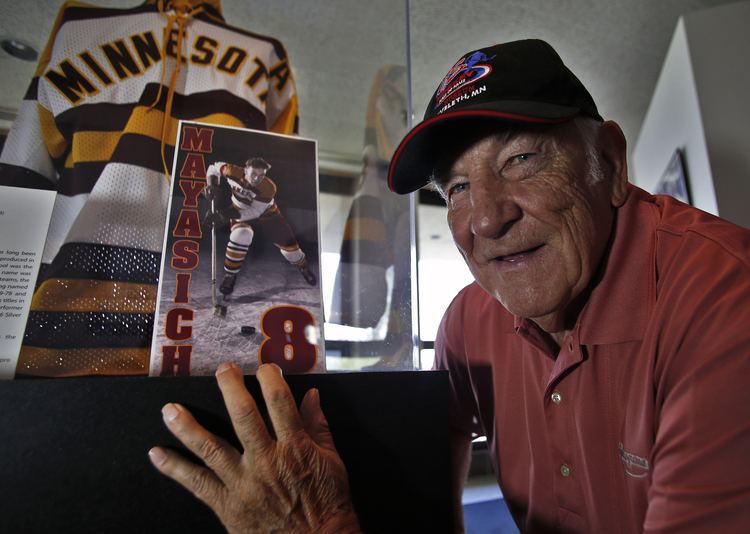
[149,40,750,533]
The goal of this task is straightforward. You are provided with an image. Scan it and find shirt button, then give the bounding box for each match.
[551,392,562,404]
[560,464,571,477]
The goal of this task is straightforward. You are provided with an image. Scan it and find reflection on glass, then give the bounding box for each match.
[326,65,413,370]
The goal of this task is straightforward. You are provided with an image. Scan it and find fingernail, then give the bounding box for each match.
[148,447,167,465]
[162,403,180,423]
[259,363,282,375]
[216,362,236,376]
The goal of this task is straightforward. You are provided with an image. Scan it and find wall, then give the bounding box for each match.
[684,1,750,228]
[632,1,750,227]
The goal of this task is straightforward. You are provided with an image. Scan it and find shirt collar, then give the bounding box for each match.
[577,184,658,345]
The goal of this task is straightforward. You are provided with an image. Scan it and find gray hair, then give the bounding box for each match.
[573,117,606,185]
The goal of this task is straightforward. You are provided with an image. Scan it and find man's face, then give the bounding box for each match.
[245,166,267,186]
[436,121,624,333]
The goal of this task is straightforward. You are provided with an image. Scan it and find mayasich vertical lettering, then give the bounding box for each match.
[160,125,214,376]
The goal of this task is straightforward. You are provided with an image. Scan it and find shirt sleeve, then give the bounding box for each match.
[434,287,484,437]
[644,237,750,532]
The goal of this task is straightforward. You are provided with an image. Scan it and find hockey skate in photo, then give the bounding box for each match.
[150,122,324,376]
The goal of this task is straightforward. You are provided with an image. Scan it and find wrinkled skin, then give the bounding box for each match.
[149,363,360,534]
[436,120,629,344]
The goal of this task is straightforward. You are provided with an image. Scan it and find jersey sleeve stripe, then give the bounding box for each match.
[339,242,391,267]
[16,346,149,377]
[39,105,68,159]
[40,243,160,284]
[23,77,39,101]
[269,95,299,135]
[23,310,153,349]
[31,279,157,313]
[343,217,388,243]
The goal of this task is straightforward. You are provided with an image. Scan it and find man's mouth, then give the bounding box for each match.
[495,244,544,263]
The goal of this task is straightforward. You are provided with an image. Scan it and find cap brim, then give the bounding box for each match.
[387,107,578,194]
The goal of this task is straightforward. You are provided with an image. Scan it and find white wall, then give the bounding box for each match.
[683,1,750,228]
[633,1,750,227]
[631,18,716,215]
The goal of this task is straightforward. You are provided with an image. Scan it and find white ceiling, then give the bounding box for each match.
[0,0,740,165]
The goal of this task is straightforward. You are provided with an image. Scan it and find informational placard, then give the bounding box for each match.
[149,122,325,376]
[0,186,56,378]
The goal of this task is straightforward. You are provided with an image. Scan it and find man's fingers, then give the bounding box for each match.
[215,362,273,455]
[300,388,338,452]
[161,402,241,483]
[148,446,227,511]
[257,363,305,442]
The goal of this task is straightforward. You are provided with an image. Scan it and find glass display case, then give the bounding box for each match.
[0,0,420,375]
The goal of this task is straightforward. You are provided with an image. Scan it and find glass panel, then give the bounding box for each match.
[417,203,474,345]
[0,0,415,374]
[214,1,416,371]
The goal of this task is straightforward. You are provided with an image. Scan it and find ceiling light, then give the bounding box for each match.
[1,38,38,61]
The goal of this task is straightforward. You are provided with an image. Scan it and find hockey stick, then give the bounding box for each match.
[209,194,227,318]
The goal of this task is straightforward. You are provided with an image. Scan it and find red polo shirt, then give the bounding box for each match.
[436,185,750,533]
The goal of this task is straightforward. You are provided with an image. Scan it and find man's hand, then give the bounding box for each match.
[204,184,218,201]
[203,210,227,227]
[148,363,361,534]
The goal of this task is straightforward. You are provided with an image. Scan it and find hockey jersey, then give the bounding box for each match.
[331,65,413,363]
[0,0,298,377]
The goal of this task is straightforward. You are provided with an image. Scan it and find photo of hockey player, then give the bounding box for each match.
[204,156,317,298]
[150,122,324,376]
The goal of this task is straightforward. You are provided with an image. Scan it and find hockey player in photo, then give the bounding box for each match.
[204,157,317,295]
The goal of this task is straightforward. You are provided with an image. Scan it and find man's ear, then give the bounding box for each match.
[599,120,629,207]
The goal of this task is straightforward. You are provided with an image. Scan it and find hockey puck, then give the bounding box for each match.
[240,325,256,335]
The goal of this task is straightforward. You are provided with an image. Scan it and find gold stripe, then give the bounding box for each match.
[225,259,243,268]
[65,130,121,167]
[31,278,157,313]
[125,108,246,142]
[226,250,246,260]
[124,105,179,141]
[343,217,387,243]
[39,104,68,159]
[16,346,150,377]
[61,111,247,167]
[269,95,298,134]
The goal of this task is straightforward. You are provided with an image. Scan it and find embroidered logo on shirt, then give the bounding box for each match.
[618,442,650,478]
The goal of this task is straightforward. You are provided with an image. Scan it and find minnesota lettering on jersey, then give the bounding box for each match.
[44,28,291,105]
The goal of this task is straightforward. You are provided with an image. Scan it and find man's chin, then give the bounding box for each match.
[495,291,563,325]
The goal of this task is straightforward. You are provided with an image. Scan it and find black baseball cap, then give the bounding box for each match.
[388,39,602,194]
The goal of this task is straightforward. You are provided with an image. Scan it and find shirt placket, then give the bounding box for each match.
[544,329,587,531]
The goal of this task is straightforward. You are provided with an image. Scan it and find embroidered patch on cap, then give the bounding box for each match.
[434,51,495,112]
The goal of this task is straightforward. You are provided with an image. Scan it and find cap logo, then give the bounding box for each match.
[434,51,495,110]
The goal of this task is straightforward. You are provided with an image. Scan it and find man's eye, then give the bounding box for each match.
[448,181,468,197]
[508,153,535,166]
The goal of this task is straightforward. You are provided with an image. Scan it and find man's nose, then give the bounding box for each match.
[469,178,522,238]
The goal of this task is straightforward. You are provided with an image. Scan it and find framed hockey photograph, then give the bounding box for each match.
[654,149,691,204]
[150,122,324,376]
